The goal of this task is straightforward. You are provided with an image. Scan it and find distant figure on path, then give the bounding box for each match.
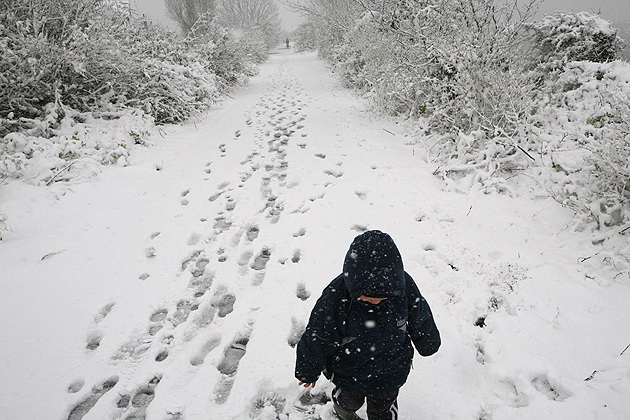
[286,38,290,49]
[295,230,441,420]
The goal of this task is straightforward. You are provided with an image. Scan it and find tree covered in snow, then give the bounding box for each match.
[217,0,282,55]
[165,0,217,36]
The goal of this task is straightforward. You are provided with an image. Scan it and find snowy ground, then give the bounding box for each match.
[1,48,629,420]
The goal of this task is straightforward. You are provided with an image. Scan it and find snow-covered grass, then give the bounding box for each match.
[0,108,154,186]
[1,49,629,420]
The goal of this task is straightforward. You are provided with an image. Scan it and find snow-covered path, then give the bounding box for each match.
[1,49,629,420]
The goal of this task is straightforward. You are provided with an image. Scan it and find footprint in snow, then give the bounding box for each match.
[225,197,236,212]
[291,390,330,419]
[211,287,236,318]
[475,341,487,365]
[145,233,159,258]
[116,376,161,419]
[145,245,157,259]
[214,329,251,404]
[238,250,254,267]
[213,216,233,234]
[66,376,119,420]
[324,169,344,178]
[251,248,272,271]
[296,283,311,301]
[155,349,169,362]
[190,336,221,366]
[246,225,260,242]
[191,301,216,329]
[188,233,202,246]
[287,317,306,348]
[217,247,228,263]
[531,375,572,401]
[267,203,283,224]
[250,390,287,418]
[180,189,191,205]
[67,379,85,394]
[86,303,114,352]
[170,299,198,327]
[351,224,369,233]
[181,250,203,272]
[188,271,214,298]
[494,379,529,408]
[148,308,168,336]
[94,302,115,323]
[190,255,209,277]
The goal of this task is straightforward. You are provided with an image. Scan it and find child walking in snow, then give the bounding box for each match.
[295,230,441,420]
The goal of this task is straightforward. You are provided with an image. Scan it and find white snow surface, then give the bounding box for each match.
[1,49,629,420]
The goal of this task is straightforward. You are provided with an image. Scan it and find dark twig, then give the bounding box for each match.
[46,158,84,186]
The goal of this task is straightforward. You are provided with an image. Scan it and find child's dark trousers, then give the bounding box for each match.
[332,387,399,420]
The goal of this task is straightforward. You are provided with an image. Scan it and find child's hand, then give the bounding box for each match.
[298,381,316,388]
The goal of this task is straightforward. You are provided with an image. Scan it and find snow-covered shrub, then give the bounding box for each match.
[321,0,538,143]
[293,21,319,52]
[528,60,630,229]
[0,107,154,184]
[186,14,259,86]
[528,12,625,70]
[0,1,225,130]
[233,27,273,64]
[0,1,260,183]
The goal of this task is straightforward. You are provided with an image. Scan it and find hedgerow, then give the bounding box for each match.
[293,2,629,233]
[0,0,261,184]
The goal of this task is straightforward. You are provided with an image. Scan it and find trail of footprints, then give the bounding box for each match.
[66,66,321,420]
[69,59,578,419]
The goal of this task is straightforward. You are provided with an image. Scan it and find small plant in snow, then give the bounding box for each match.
[0,212,7,241]
[129,130,150,146]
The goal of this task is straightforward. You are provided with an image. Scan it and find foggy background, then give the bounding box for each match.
[130,0,629,57]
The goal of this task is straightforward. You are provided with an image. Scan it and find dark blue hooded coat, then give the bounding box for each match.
[295,231,441,397]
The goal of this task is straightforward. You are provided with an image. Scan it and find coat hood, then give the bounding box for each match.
[343,230,405,299]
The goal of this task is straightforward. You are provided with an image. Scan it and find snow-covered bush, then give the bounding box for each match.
[296,0,630,231]
[0,2,238,130]
[0,0,259,184]
[318,0,539,140]
[293,21,319,52]
[528,12,625,70]
[0,107,154,184]
[529,61,630,229]
[185,14,259,87]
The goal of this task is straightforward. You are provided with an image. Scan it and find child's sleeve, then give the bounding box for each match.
[295,287,342,383]
[406,274,441,356]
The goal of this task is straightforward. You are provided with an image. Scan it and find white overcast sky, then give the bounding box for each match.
[130,0,629,34]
